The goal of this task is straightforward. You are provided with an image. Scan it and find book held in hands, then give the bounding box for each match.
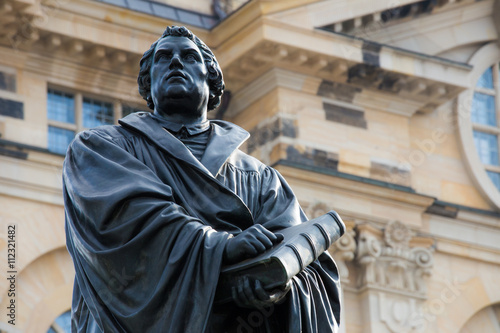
[216,210,345,303]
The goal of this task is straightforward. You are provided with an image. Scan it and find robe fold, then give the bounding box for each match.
[63,112,341,333]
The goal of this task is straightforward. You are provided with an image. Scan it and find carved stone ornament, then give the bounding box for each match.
[330,228,356,281]
[355,221,434,296]
[306,202,434,300]
[379,292,421,333]
[384,220,413,249]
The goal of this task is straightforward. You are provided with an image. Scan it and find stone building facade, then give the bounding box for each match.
[0,0,499,332]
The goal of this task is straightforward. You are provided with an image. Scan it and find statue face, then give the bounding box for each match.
[150,36,209,118]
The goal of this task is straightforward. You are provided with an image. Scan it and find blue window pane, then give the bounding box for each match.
[46,311,71,333]
[83,97,114,128]
[487,171,500,191]
[48,126,74,154]
[473,131,499,166]
[476,67,494,89]
[47,89,75,123]
[471,92,496,126]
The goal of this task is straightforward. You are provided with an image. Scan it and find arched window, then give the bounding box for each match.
[46,310,71,333]
[471,63,500,189]
[458,43,500,210]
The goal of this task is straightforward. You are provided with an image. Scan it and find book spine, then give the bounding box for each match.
[281,211,345,278]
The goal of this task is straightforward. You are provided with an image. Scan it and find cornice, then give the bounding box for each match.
[0,0,474,120]
[93,0,218,29]
[0,45,143,104]
[257,0,322,16]
[1,0,473,101]
[52,0,211,37]
[0,0,213,79]
[274,162,436,210]
[266,0,422,30]
[210,0,263,47]
[457,209,500,229]
[431,229,500,265]
[226,68,428,119]
[360,0,495,46]
[218,18,471,117]
[210,0,326,46]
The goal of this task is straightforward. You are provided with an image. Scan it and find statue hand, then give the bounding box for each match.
[223,225,283,264]
[231,277,291,309]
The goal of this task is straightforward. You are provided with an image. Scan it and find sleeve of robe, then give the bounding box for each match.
[63,129,231,333]
[256,167,342,333]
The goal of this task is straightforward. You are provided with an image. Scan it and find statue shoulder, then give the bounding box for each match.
[77,124,122,138]
[71,124,136,152]
[226,149,268,174]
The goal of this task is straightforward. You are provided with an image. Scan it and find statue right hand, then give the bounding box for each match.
[223,225,283,265]
[232,277,291,309]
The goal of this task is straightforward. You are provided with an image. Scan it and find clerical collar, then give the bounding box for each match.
[151,113,210,136]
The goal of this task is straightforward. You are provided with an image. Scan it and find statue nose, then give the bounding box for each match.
[169,56,183,69]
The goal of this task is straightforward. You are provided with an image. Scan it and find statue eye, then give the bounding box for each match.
[185,53,198,62]
[156,53,171,62]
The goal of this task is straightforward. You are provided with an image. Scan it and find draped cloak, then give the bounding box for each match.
[63,112,341,333]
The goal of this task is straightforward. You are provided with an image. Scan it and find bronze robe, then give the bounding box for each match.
[63,112,341,332]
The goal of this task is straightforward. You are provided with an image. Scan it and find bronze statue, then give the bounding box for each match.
[64,26,341,332]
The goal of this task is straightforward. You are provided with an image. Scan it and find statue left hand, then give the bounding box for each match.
[231,277,291,309]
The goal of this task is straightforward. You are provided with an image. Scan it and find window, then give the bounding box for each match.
[471,63,500,191]
[47,88,146,154]
[82,97,114,128]
[458,44,500,209]
[47,89,76,154]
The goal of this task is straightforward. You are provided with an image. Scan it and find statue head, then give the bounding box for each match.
[137,26,224,113]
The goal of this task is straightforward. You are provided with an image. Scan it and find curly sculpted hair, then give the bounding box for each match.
[137,26,225,111]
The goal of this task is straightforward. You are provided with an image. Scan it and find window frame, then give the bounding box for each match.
[47,85,146,154]
[457,42,500,210]
[472,65,500,173]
